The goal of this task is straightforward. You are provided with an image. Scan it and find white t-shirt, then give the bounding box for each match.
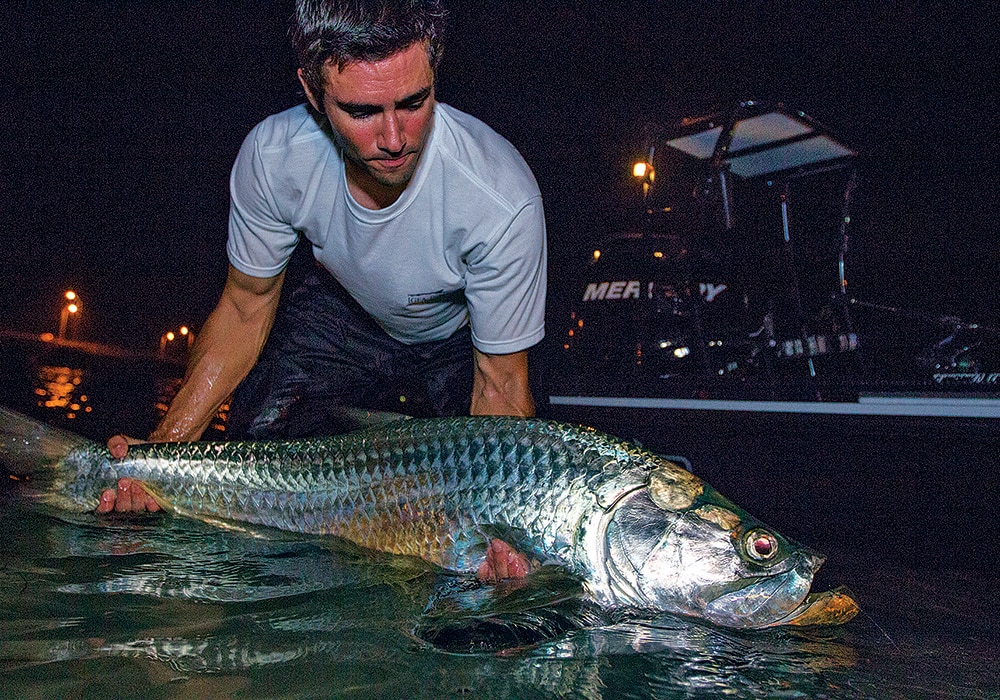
[226,102,547,355]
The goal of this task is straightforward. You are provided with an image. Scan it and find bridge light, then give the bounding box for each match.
[632,162,655,182]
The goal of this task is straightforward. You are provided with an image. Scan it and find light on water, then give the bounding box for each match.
[34,365,89,419]
[1,341,998,698]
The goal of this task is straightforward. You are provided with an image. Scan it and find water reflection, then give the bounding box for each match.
[28,361,227,436]
[34,365,92,420]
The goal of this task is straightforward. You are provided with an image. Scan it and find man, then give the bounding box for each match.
[100,0,546,546]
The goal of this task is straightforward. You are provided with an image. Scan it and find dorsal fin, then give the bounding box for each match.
[327,408,412,433]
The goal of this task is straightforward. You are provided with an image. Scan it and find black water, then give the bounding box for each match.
[1,340,997,699]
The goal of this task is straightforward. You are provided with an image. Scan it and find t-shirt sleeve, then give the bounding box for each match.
[226,126,299,277]
[464,196,547,354]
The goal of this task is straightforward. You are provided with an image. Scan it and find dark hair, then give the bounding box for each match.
[292,0,448,103]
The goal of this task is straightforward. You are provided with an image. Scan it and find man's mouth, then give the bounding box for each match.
[373,153,412,169]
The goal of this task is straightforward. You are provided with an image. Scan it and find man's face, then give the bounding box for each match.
[300,42,436,203]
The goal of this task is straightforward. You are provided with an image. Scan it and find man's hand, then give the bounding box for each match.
[96,478,161,513]
[477,540,531,582]
[96,265,284,516]
[99,435,160,513]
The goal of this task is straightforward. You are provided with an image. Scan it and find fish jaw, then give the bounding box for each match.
[768,586,860,627]
[700,550,823,629]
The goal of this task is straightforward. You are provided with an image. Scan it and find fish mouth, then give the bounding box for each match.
[702,552,826,629]
[761,586,860,627]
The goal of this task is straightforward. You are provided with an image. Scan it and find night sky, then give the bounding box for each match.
[1,1,996,354]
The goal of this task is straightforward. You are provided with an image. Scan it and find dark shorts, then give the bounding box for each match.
[226,268,474,439]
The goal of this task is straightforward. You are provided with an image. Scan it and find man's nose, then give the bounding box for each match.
[378,112,405,154]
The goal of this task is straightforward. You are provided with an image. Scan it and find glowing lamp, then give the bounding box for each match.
[632,161,655,182]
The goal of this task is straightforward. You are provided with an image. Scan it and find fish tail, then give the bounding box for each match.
[0,406,94,478]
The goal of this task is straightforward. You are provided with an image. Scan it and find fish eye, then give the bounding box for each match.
[744,530,779,561]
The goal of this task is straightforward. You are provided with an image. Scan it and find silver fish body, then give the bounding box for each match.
[1,409,834,628]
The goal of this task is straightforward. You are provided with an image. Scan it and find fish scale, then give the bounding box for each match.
[133,417,615,571]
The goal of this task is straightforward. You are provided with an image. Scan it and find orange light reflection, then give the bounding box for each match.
[35,365,89,419]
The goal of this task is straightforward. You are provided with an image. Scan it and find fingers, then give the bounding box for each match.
[477,539,530,583]
[115,478,160,512]
[144,488,161,511]
[97,487,117,513]
[95,478,161,514]
[103,436,158,513]
[107,434,144,460]
[114,478,137,512]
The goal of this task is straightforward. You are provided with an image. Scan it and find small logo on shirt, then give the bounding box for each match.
[407,289,465,305]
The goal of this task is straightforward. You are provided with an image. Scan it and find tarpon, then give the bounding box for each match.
[0,407,857,629]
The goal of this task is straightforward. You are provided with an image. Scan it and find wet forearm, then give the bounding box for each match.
[150,268,283,442]
[150,313,267,442]
[470,387,535,417]
[470,349,535,417]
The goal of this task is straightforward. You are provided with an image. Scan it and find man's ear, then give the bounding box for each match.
[297,68,323,113]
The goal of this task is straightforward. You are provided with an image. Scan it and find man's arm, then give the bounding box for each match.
[470,348,535,417]
[150,264,285,442]
[99,264,284,513]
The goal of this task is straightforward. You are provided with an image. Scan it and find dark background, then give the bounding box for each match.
[1,1,997,356]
